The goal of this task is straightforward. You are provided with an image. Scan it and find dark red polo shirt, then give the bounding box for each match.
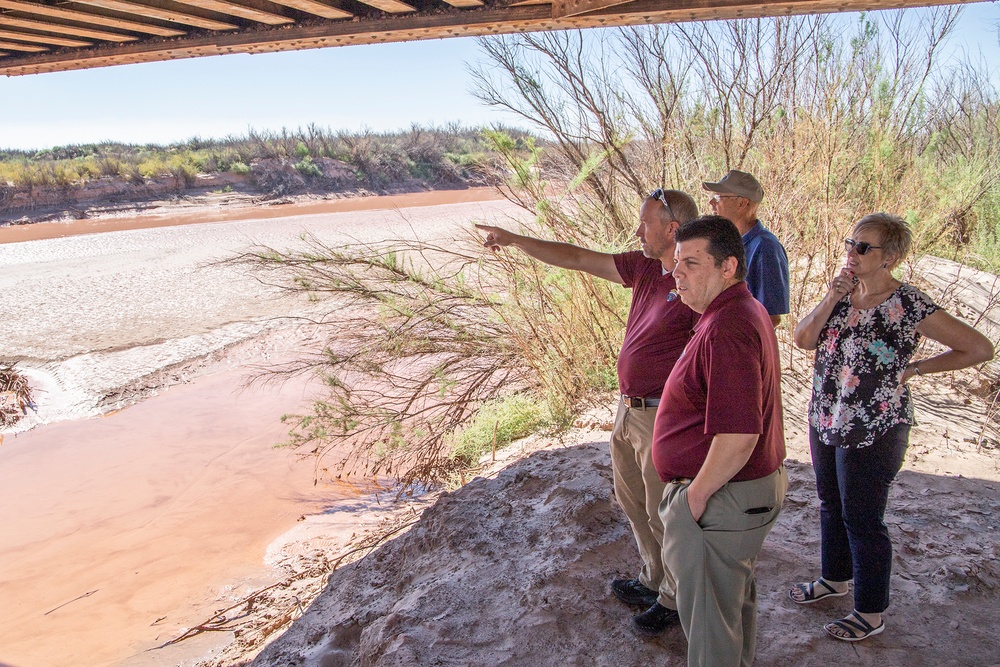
[652,281,785,482]
[614,251,696,398]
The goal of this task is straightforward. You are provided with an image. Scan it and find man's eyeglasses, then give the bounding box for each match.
[709,194,741,205]
[649,188,678,223]
[844,238,883,255]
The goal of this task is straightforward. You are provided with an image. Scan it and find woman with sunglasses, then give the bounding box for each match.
[789,213,993,641]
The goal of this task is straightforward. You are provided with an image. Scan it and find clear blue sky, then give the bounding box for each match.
[0,3,997,151]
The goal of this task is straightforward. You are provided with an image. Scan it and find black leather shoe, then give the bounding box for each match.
[633,602,680,635]
[612,578,658,607]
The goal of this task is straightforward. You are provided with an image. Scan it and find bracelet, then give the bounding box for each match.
[913,362,923,376]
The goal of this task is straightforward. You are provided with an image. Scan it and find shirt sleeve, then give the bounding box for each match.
[613,251,637,288]
[702,326,765,435]
[747,239,790,316]
[910,287,941,322]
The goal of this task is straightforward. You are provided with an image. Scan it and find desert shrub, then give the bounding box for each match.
[168,157,199,187]
[293,156,323,178]
[230,139,627,487]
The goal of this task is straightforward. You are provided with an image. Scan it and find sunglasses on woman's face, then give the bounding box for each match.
[845,238,882,255]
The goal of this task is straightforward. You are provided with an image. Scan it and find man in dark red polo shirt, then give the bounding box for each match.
[650,215,788,666]
[476,189,698,630]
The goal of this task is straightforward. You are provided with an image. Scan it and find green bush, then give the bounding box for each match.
[448,393,550,465]
[294,156,323,178]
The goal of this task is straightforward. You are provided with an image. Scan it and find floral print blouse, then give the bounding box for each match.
[808,284,940,449]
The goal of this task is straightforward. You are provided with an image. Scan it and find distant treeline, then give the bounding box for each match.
[0,123,537,194]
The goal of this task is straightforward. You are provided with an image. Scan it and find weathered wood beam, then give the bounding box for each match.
[264,0,353,19]
[167,0,295,25]
[70,0,240,31]
[0,28,91,46]
[355,0,417,13]
[0,0,977,76]
[442,0,486,7]
[0,14,137,41]
[551,0,631,18]
[0,38,45,50]
[0,0,186,36]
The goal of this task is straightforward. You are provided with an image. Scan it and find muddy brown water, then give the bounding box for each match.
[0,187,505,245]
[0,187,518,667]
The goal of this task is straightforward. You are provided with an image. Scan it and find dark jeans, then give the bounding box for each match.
[809,424,909,614]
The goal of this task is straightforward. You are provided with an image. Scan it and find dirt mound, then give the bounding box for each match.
[250,443,1000,667]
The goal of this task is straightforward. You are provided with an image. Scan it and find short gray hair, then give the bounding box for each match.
[646,189,699,224]
[854,213,913,268]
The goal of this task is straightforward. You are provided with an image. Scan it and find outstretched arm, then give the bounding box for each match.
[475,224,623,284]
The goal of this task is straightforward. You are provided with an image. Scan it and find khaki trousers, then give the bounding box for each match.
[609,397,673,602]
[660,466,788,667]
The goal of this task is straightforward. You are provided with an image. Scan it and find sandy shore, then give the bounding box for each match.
[0,191,525,667]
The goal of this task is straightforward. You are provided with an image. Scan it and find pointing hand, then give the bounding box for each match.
[475,224,513,251]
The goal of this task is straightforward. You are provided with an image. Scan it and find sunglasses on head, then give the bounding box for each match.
[844,238,882,255]
[649,188,678,223]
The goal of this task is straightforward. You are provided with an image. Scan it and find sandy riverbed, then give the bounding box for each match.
[0,190,525,667]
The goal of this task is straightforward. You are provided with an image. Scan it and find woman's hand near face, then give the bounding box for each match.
[829,267,857,300]
[794,268,856,350]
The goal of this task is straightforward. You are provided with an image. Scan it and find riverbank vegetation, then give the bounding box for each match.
[234,9,1000,487]
[0,124,532,216]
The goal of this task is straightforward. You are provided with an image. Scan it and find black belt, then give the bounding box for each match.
[667,477,693,485]
[622,395,660,410]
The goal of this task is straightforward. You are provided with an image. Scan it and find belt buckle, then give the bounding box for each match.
[624,395,644,410]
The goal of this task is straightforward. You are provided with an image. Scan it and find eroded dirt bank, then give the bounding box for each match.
[251,438,1000,667]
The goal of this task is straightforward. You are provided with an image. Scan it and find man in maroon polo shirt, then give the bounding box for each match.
[476,189,698,631]
[649,215,787,666]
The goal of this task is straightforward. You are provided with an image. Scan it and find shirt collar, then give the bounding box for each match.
[697,282,751,326]
[741,220,765,242]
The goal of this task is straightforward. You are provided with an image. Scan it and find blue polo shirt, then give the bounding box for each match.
[743,220,790,317]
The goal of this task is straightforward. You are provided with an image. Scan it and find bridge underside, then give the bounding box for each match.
[0,0,970,76]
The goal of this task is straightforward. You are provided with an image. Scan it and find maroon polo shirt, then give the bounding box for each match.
[652,281,785,482]
[614,251,696,398]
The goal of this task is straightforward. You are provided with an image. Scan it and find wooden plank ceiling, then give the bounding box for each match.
[0,0,972,76]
